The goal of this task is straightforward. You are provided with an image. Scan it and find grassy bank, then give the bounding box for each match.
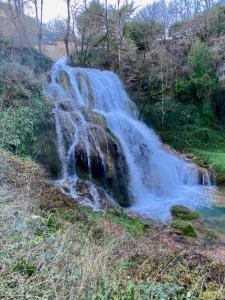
[1,148,225,299]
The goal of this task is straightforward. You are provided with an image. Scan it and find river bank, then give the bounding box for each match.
[1,147,225,299]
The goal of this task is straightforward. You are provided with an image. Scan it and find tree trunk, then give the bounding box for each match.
[64,0,71,62]
[39,0,43,52]
[105,0,110,69]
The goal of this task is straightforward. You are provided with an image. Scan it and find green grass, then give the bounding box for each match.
[1,147,225,299]
[1,203,224,300]
[106,210,150,236]
[45,207,149,237]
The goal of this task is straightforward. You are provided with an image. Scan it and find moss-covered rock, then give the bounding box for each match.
[35,110,60,177]
[171,205,200,221]
[171,219,197,237]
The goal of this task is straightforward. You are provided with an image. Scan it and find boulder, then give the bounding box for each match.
[171,205,200,221]
[171,219,197,238]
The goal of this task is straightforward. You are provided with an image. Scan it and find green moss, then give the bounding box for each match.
[171,219,197,238]
[171,205,200,221]
[35,110,60,176]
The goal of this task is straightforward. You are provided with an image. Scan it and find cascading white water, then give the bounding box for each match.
[45,58,214,221]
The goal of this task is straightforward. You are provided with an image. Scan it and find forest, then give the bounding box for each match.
[1,0,225,299]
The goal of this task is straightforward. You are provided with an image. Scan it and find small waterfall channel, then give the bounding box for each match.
[45,58,214,221]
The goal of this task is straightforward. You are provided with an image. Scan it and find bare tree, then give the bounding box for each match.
[7,0,29,45]
[64,0,71,60]
[105,0,110,68]
[33,0,43,52]
[110,0,135,72]
[70,0,79,53]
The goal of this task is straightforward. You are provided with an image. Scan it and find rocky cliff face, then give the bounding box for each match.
[43,65,131,207]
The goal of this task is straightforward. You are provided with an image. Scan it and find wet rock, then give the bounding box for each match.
[35,110,60,177]
[108,208,122,216]
[40,80,130,206]
[92,112,107,129]
[56,70,72,97]
[197,166,214,185]
[61,183,71,194]
[171,219,197,238]
[171,205,200,221]
[73,123,130,207]
[76,71,94,109]
[46,71,52,83]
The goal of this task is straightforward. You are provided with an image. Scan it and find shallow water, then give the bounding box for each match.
[199,187,225,234]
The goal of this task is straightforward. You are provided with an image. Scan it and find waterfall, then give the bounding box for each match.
[45,58,214,221]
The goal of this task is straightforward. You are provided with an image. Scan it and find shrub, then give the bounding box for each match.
[0,39,52,74]
[0,62,48,156]
[0,62,42,108]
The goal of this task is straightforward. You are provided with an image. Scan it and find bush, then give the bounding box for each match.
[159,125,225,151]
[0,62,42,108]
[0,39,52,74]
[0,62,48,156]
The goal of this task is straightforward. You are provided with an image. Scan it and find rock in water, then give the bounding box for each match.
[171,205,200,221]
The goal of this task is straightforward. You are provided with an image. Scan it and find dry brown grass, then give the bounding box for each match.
[1,148,225,299]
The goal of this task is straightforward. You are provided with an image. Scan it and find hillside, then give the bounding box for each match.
[1,148,225,299]
[1,0,225,299]
[0,36,225,299]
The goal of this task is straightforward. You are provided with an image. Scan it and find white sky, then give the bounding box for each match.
[42,0,151,21]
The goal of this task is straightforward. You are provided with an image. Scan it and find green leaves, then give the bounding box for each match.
[0,102,41,155]
[188,40,212,78]
[187,41,219,106]
[0,62,48,156]
[87,281,192,300]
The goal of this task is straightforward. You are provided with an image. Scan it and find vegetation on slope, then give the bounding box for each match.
[143,40,225,183]
[1,1,225,298]
[1,147,225,299]
[0,38,52,159]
